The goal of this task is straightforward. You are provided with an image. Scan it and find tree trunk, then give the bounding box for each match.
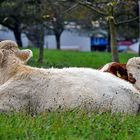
[107,30,111,52]
[138,42,140,57]
[25,25,44,63]
[37,26,44,64]
[109,19,119,62]
[38,43,44,64]
[56,34,61,50]
[13,28,23,47]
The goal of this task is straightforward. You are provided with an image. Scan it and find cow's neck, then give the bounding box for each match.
[0,65,20,85]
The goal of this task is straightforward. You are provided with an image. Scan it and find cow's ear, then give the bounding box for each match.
[0,50,4,65]
[16,49,33,62]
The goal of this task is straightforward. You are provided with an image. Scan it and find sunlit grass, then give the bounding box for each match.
[28,48,137,69]
[0,111,140,140]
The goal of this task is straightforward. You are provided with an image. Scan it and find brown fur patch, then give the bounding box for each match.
[102,62,136,84]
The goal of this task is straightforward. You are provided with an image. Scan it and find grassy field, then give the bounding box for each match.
[0,49,140,140]
[0,111,140,140]
[28,48,138,68]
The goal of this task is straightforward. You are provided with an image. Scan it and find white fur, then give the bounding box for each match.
[0,40,140,114]
[127,57,140,91]
[0,65,140,114]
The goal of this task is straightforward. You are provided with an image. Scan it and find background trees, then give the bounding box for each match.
[41,0,66,50]
[70,0,138,62]
[0,0,46,63]
[0,0,24,46]
[0,0,139,63]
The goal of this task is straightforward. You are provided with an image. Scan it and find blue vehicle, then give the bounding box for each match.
[91,37,108,51]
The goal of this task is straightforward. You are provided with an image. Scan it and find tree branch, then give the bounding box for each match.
[0,21,14,30]
[116,16,139,25]
[0,16,15,30]
[78,1,107,16]
[62,3,79,15]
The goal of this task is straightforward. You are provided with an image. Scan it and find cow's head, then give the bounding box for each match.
[0,40,32,84]
[127,57,140,90]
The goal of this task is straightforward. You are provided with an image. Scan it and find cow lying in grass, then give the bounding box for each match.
[0,40,140,114]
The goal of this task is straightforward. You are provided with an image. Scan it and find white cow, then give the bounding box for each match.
[0,40,140,114]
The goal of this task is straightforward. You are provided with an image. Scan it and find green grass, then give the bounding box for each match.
[28,48,138,68]
[0,111,140,140]
[0,48,140,140]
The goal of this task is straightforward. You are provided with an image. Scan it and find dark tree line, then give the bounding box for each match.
[0,0,139,63]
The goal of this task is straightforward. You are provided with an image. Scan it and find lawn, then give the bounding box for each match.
[28,48,138,68]
[0,111,140,140]
[0,49,140,140]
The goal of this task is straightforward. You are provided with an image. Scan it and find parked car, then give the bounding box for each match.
[117,40,132,52]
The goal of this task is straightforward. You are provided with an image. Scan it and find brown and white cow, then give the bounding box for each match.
[0,40,140,114]
[99,62,136,84]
